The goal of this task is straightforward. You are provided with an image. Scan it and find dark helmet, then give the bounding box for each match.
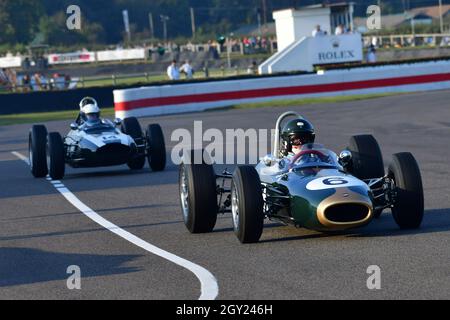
[281,118,316,154]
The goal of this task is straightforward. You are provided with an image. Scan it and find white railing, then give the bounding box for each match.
[363,33,450,47]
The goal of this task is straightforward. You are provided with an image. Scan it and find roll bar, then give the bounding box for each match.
[273,111,302,158]
[79,97,98,111]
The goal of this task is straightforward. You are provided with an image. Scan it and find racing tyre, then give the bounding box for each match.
[179,150,218,233]
[388,153,424,229]
[29,125,48,178]
[232,166,264,244]
[146,124,166,171]
[121,117,145,170]
[47,132,65,180]
[348,135,384,180]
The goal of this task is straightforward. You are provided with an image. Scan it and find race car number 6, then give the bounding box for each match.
[306,176,366,190]
[323,178,348,185]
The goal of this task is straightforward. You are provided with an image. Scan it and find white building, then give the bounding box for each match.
[274,3,355,52]
[260,3,362,74]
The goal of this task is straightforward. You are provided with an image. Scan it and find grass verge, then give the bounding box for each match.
[232,93,402,109]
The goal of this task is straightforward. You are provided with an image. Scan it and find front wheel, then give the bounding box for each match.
[231,166,264,244]
[146,124,166,171]
[179,151,218,233]
[29,125,48,178]
[47,132,65,180]
[122,117,146,170]
[389,152,424,229]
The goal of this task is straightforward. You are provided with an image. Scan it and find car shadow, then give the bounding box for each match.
[258,208,450,243]
[0,247,142,288]
[0,204,178,222]
[347,208,450,238]
[0,157,179,199]
[62,160,178,181]
[0,220,183,242]
[62,168,171,180]
[212,222,286,234]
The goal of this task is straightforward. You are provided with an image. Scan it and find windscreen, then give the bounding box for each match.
[81,123,118,135]
[291,144,340,169]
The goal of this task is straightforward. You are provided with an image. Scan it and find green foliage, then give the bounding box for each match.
[0,0,44,44]
[0,0,447,50]
[39,12,105,46]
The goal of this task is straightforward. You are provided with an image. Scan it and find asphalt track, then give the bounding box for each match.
[1,90,449,300]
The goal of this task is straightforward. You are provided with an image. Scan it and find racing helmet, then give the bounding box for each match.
[79,97,100,124]
[281,118,316,155]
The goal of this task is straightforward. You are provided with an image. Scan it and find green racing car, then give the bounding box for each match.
[179,111,424,243]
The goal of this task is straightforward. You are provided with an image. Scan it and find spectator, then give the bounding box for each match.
[371,36,378,47]
[22,57,31,70]
[0,68,9,88]
[346,26,357,34]
[33,73,46,91]
[64,74,72,89]
[22,74,32,92]
[440,36,450,46]
[5,68,17,92]
[367,44,377,63]
[247,61,258,75]
[335,24,344,35]
[312,25,326,37]
[50,73,59,90]
[167,60,180,80]
[180,60,194,79]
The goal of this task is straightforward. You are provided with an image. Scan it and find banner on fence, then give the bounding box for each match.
[0,56,22,68]
[48,52,96,65]
[97,49,146,62]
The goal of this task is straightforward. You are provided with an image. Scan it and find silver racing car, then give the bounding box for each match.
[29,115,166,180]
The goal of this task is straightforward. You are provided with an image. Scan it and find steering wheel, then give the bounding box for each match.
[289,149,327,169]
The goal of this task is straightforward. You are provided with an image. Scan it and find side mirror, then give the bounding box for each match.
[70,123,79,130]
[339,150,352,166]
[261,154,276,167]
[114,118,122,126]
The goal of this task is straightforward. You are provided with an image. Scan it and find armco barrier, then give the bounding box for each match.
[114,60,450,119]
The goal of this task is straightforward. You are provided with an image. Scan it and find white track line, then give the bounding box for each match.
[12,151,219,300]
[11,151,30,165]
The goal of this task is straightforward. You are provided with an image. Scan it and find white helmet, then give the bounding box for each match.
[82,103,100,114]
[79,97,100,123]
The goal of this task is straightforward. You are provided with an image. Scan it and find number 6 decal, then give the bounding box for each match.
[323,178,348,186]
[306,176,365,190]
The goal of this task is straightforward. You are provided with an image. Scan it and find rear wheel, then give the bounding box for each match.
[389,153,424,229]
[29,125,48,178]
[121,117,145,170]
[146,124,166,171]
[348,135,385,218]
[47,132,65,180]
[231,166,264,244]
[179,150,218,233]
[348,135,384,179]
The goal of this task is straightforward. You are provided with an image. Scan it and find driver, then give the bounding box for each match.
[281,118,316,156]
[76,97,101,126]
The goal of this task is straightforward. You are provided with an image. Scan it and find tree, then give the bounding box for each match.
[0,0,44,44]
[0,0,446,48]
[39,12,105,46]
